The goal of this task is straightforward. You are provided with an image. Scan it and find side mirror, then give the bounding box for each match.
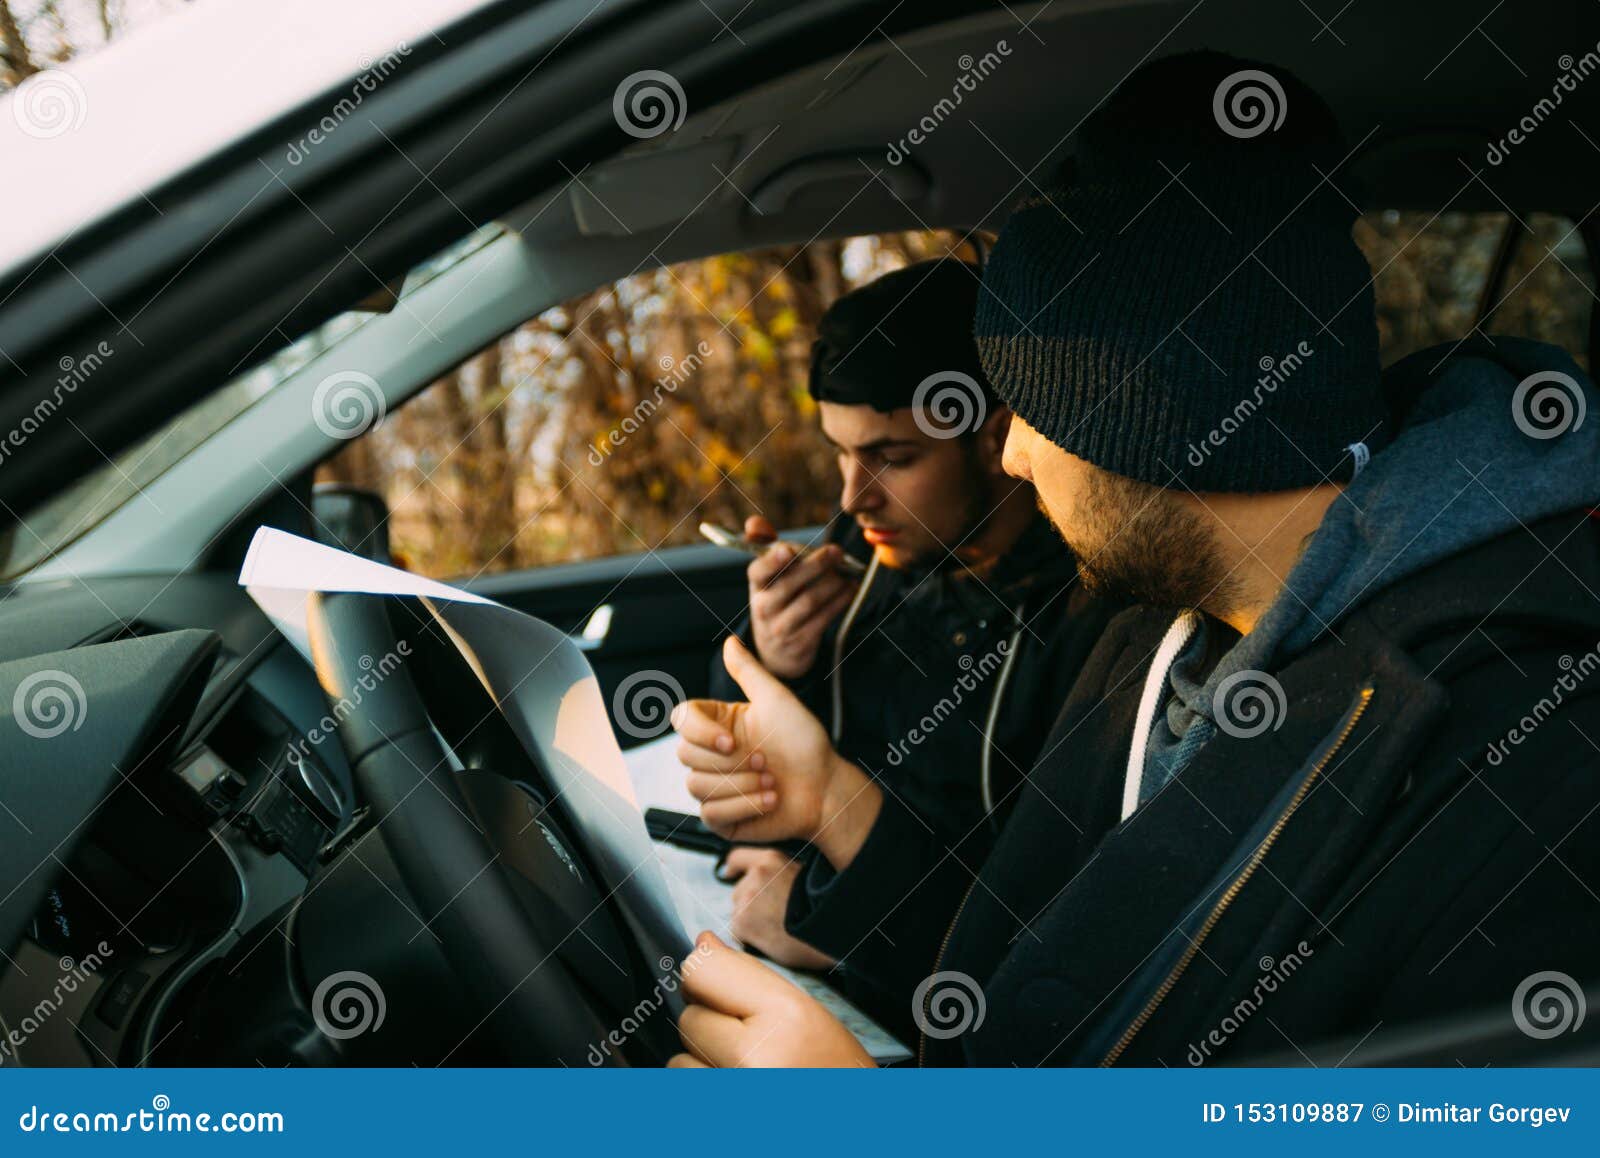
[311,484,392,564]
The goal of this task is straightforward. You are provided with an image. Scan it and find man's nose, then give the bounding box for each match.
[839,457,881,514]
[1001,418,1031,481]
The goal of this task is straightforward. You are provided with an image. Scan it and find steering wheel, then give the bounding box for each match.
[305,589,624,1065]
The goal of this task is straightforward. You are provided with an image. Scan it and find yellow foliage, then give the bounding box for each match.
[743,330,776,367]
[702,434,742,473]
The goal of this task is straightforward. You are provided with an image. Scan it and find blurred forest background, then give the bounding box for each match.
[5,1,1594,578]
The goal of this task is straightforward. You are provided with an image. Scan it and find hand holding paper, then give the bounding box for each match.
[668,932,875,1069]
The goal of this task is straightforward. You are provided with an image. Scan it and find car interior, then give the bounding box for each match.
[0,0,1597,1066]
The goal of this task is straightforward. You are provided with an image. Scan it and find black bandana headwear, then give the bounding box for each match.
[808,258,997,417]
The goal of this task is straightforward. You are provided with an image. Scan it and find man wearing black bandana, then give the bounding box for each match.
[703,259,1120,1010]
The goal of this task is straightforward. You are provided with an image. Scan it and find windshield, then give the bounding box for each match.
[0,224,504,580]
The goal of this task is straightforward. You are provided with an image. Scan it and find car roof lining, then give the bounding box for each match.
[500,0,1599,256]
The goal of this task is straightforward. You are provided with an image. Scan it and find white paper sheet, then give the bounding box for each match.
[243,527,907,1063]
[239,527,691,979]
[241,526,494,604]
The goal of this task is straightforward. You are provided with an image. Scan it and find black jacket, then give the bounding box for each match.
[711,514,1118,842]
[790,507,1600,1065]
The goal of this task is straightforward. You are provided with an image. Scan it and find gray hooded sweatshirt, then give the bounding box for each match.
[1141,337,1600,804]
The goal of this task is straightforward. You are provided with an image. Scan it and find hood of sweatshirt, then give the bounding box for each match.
[1151,336,1600,777]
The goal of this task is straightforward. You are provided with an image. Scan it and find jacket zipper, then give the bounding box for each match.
[1098,685,1375,1066]
[917,875,979,1066]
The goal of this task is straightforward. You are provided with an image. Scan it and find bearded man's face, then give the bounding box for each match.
[999,415,1244,615]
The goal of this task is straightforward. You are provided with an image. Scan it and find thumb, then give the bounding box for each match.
[721,634,791,704]
[681,931,794,1016]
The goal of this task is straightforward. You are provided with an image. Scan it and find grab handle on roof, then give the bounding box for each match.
[749,153,928,216]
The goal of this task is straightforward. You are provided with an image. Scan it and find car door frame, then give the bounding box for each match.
[0,0,991,523]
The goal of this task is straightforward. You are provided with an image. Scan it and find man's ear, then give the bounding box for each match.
[976,404,1013,475]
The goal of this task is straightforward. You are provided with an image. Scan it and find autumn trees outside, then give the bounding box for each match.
[313,214,1591,581]
[315,232,986,577]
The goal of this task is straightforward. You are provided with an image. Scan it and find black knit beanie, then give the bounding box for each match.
[810,258,994,417]
[975,51,1386,492]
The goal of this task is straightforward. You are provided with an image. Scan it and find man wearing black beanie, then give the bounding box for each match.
[670,51,1600,1068]
[704,259,1119,993]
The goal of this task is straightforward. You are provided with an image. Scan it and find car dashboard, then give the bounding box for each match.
[0,572,351,1066]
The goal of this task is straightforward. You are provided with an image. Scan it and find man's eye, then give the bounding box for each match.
[879,455,912,469]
